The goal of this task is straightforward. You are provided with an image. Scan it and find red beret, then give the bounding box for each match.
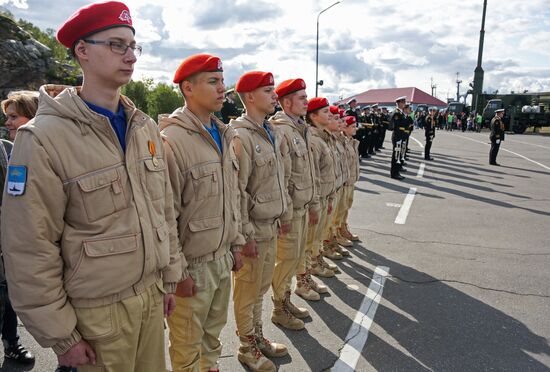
[57,1,135,49]
[236,71,274,93]
[339,108,345,118]
[345,116,357,126]
[307,97,329,114]
[329,105,339,115]
[275,78,306,99]
[173,54,223,84]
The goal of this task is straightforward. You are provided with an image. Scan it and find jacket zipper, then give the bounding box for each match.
[268,124,286,221]
[288,117,316,206]
[240,117,286,221]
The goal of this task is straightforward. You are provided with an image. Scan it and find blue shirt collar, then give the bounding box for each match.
[84,100,125,121]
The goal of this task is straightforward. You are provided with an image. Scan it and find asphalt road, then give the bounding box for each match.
[1,129,549,372]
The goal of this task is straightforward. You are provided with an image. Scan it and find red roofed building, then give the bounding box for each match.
[336,87,446,108]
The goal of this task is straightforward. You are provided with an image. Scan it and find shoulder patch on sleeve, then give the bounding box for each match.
[7,165,27,196]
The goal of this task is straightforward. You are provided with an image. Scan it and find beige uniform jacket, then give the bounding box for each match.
[269,111,319,223]
[336,133,350,187]
[160,107,245,279]
[230,115,286,242]
[0,85,182,354]
[331,133,345,190]
[344,136,360,185]
[308,126,337,200]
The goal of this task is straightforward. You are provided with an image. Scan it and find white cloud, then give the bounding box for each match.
[0,0,28,9]
[519,31,550,57]
[2,0,549,99]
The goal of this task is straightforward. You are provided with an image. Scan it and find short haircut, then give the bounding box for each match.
[278,91,296,108]
[178,74,199,98]
[1,90,39,119]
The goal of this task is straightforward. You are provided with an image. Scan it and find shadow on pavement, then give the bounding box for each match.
[314,243,550,371]
[358,158,550,217]
[0,359,35,371]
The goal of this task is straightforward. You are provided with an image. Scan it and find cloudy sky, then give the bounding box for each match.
[2,0,549,103]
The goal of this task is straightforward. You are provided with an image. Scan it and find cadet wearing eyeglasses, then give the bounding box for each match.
[1,2,182,371]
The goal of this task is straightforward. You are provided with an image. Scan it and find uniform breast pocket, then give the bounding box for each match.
[190,164,220,201]
[77,168,127,222]
[292,143,307,159]
[254,153,277,180]
[143,158,166,201]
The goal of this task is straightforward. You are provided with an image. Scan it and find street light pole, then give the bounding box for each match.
[315,1,341,97]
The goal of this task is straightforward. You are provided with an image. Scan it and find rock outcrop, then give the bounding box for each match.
[0,15,77,98]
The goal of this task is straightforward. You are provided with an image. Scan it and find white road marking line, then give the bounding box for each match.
[500,148,550,171]
[410,136,424,148]
[332,266,390,372]
[417,163,425,178]
[395,188,417,225]
[505,139,550,150]
[453,134,550,171]
[386,202,402,208]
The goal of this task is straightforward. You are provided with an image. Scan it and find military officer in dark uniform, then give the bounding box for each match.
[424,107,436,160]
[369,104,381,152]
[345,98,360,121]
[399,102,412,167]
[379,107,389,149]
[363,106,376,156]
[348,100,368,159]
[220,88,240,123]
[373,104,384,151]
[489,108,505,165]
[403,102,414,161]
[390,96,408,179]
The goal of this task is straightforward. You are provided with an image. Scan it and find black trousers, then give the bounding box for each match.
[379,128,386,148]
[367,133,375,154]
[425,138,432,159]
[358,137,368,157]
[490,140,500,164]
[391,142,400,176]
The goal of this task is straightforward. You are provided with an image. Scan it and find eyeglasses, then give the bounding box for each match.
[83,39,142,57]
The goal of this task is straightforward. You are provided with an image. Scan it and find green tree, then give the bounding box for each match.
[122,78,153,112]
[147,83,182,122]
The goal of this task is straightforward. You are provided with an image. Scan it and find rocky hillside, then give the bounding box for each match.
[0,14,77,98]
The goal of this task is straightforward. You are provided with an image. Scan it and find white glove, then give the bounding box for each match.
[496,139,501,145]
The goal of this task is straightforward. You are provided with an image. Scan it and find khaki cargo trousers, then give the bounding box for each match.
[325,188,343,240]
[340,185,354,228]
[76,281,166,372]
[299,199,328,274]
[233,230,277,336]
[271,208,308,301]
[168,253,233,372]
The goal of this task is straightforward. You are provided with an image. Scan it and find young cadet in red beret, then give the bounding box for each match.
[332,109,354,249]
[320,106,349,260]
[159,54,245,372]
[230,71,288,372]
[302,99,340,284]
[1,2,183,371]
[340,116,361,242]
[268,79,320,330]
[287,98,332,302]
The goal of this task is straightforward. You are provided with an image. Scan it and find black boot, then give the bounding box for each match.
[55,367,74,372]
[4,342,35,364]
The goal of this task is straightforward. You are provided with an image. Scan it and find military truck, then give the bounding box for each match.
[447,102,470,117]
[480,92,550,133]
[415,104,428,115]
